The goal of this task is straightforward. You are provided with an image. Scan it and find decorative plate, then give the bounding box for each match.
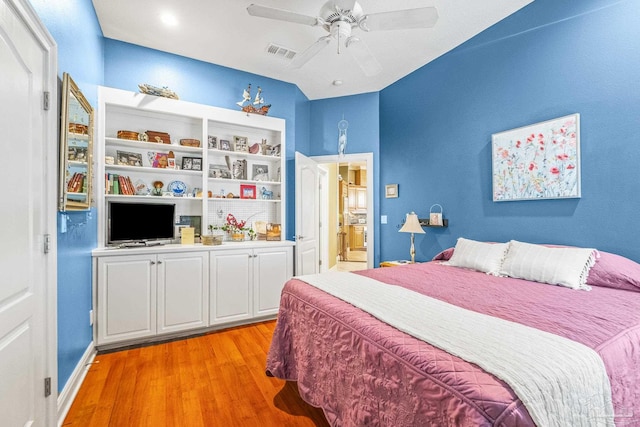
[167,180,187,196]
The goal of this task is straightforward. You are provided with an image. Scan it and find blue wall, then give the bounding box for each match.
[307,93,381,265]
[380,0,640,263]
[29,0,104,392]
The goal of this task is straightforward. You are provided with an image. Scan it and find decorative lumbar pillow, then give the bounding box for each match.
[444,238,509,276]
[499,240,597,290]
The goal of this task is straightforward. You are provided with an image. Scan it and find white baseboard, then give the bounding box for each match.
[57,342,96,426]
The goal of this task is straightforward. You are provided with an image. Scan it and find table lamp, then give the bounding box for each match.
[398,212,425,263]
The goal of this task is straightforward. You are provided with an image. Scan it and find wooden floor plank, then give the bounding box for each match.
[63,321,329,427]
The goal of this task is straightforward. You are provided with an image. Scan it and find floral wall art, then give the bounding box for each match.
[492,114,580,201]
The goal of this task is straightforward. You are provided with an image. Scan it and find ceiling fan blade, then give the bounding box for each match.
[247,4,319,27]
[346,37,382,77]
[289,36,332,69]
[361,7,438,32]
[334,0,357,12]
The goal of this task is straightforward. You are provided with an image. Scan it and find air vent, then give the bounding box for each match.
[265,43,297,60]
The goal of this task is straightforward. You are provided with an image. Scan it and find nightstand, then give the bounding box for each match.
[379,260,411,267]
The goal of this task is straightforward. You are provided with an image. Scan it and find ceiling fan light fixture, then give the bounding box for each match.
[247,1,438,75]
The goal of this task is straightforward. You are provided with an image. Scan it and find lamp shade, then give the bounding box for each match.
[399,212,425,234]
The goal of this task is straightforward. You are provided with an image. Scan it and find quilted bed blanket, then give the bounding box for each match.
[266,262,640,426]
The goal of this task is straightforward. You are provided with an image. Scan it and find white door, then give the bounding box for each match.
[295,152,320,276]
[0,0,57,425]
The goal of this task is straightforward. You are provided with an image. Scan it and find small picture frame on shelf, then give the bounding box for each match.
[116,150,143,167]
[182,156,202,171]
[252,164,269,181]
[240,184,256,199]
[232,159,247,180]
[207,135,217,149]
[269,144,281,157]
[148,151,169,168]
[234,136,248,152]
[209,164,231,179]
[219,139,232,151]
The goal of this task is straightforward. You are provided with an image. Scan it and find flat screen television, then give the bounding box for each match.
[108,202,175,244]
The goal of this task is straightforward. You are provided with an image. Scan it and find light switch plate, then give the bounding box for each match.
[381,215,387,224]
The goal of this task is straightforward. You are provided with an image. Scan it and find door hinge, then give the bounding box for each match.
[44,377,51,397]
[43,91,50,110]
[319,259,322,266]
[43,234,51,254]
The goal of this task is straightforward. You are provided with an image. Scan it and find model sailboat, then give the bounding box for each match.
[236,84,271,115]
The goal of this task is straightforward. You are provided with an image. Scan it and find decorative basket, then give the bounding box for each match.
[201,235,222,246]
[429,204,444,226]
[179,138,201,147]
[117,130,141,141]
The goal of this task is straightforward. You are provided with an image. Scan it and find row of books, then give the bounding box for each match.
[105,173,135,195]
[67,172,86,193]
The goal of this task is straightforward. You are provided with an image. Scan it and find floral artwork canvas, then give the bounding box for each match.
[492,114,580,201]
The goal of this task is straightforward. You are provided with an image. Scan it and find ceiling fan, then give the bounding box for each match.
[247,1,438,76]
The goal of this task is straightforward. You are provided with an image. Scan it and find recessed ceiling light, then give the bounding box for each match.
[160,12,178,27]
[332,80,343,86]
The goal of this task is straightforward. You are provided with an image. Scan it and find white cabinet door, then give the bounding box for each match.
[253,246,293,317]
[97,254,157,345]
[210,249,252,324]
[356,187,367,210]
[157,252,209,334]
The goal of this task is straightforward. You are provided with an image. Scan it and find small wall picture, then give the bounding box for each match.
[234,136,249,152]
[207,135,217,149]
[385,184,398,198]
[116,150,143,167]
[219,139,232,151]
[252,164,269,181]
[240,184,256,199]
[209,164,231,179]
[182,156,202,171]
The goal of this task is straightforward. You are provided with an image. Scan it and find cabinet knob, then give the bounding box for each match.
[157,260,163,264]
[297,235,304,240]
[150,261,156,265]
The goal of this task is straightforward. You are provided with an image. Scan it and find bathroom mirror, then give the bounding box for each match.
[59,72,93,211]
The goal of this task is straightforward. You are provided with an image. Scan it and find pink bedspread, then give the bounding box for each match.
[266,262,640,426]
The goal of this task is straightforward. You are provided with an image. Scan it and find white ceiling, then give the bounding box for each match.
[92,0,533,100]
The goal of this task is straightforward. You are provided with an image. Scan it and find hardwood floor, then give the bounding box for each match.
[63,321,330,427]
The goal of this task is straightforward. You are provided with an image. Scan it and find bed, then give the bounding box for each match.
[266,240,640,426]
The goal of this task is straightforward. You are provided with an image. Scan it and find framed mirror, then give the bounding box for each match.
[59,72,94,211]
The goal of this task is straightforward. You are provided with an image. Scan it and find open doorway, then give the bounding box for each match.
[310,153,373,272]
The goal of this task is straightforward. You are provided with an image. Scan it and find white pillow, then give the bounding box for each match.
[445,238,509,276]
[499,240,597,290]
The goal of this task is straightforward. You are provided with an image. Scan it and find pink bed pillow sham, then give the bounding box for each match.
[432,245,640,292]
